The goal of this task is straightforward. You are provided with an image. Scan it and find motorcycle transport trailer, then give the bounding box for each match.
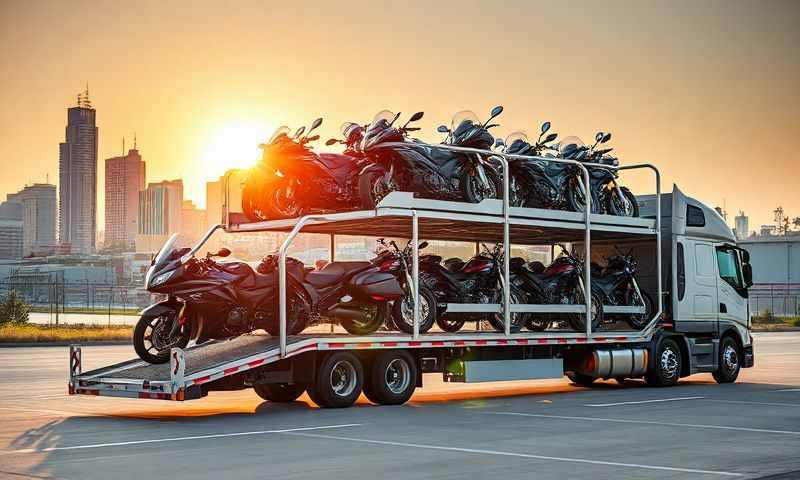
[68,145,754,406]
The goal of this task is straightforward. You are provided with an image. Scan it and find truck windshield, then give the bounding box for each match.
[716,247,744,290]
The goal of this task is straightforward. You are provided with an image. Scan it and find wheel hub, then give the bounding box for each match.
[330,360,357,397]
[385,358,411,394]
[660,347,679,378]
[723,344,739,373]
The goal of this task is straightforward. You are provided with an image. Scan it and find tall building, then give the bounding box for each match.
[181,200,206,245]
[105,147,146,249]
[59,87,98,255]
[734,210,749,241]
[136,179,183,252]
[7,184,57,257]
[205,178,222,229]
[0,202,23,260]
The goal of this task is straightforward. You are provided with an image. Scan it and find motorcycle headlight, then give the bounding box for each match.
[149,270,175,288]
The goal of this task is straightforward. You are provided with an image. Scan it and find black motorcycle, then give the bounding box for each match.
[421,243,528,333]
[557,132,638,217]
[133,234,314,364]
[241,119,369,221]
[509,247,603,333]
[358,107,504,208]
[590,247,653,330]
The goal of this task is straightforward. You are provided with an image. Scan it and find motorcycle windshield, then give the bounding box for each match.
[268,126,291,144]
[363,110,397,150]
[450,110,479,132]
[504,131,530,154]
[153,233,179,268]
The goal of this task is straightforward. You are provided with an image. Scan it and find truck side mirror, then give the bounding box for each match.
[742,263,753,287]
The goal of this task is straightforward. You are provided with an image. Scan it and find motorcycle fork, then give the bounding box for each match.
[630,276,645,306]
[473,155,492,189]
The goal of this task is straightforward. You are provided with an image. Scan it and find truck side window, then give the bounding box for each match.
[686,205,705,227]
[677,242,685,301]
[715,247,744,290]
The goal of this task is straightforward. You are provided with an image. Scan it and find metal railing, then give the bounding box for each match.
[212,141,662,357]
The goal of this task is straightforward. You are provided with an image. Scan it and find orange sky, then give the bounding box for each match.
[1,0,798,230]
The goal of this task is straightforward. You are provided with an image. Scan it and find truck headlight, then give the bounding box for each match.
[149,270,175,288]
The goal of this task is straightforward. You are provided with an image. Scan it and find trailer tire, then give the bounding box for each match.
[567,372,596,386]
[646,337,682,387]
[712,335,741,384]
[307,352,364,408]
[253,383,305,402]
[365,350,417,405]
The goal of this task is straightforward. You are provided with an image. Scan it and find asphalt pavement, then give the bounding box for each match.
[0,332,798,480]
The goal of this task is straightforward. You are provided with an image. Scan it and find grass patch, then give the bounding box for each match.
[0,323,132,343]
[29,306,140,315]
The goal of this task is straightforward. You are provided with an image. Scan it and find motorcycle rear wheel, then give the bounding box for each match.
[340,304,388,335]
[133,312,190,364]
[436,314,466,332]
[265,291,309,336]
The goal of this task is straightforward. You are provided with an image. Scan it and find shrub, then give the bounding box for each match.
[752,309,778,324]
[0,290,30,325]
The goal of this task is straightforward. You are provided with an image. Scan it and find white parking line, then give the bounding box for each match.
[706,399,800,407]
[286,431,743,477]
[1,423,362,455]
[485,412,800,436]
[773,388,800,392]
[585,396,704,407]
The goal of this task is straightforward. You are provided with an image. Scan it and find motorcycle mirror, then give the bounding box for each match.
[388,111,402,127]
[602,132,612,143]
[418,241,429,249]
[494,138,505,149]
[595,132,604,142]
[325,138,338,146]
[484,123,500,129]
[217,248,231,258]
[544,133,558,143]
[541,121,551,134]
[485,105,504,125]
[409,111,424,122]
[309,117,323,133]
[293,126,306,139]
[306,135,320,142]
[437,125,450,133]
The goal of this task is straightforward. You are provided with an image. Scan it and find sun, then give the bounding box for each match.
[201,121,272,176]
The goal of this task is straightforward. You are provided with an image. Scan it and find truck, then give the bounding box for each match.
[68,148,754,407]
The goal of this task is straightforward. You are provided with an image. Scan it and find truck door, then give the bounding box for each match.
[715,245,748,330]
[685,240,719,332]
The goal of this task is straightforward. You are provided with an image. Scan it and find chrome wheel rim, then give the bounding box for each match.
[385,358,411,394]
[274,184,300,217]
[615,191,635,217]
[143,314,180,354]
[401,293,430,326]
[469,175,497,202]
[723,344,739,373]
[329,360,357,397]
[660,347,679,379]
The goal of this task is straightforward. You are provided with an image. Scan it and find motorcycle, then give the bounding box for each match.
[509,247,603,333]
[358,107,504,208]
[421,243,528,333]
[590,247,653,330]
[241,118,369,221]
[557,132,638,216]
[133,234,313,364]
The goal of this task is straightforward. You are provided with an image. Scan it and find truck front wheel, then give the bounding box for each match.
[253,383,305,402]
[364,350,418,405]
[645,338,682,387]
[712,336,741,384]
[307,352,364,408]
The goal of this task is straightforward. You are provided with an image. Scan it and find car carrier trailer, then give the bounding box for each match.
[68,146,754,407]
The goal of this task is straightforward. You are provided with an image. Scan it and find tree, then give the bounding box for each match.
[0,290,30,325]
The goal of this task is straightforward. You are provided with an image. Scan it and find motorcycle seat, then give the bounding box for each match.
[318,153,354,171]
[239,269,274,289]
[305,261,370,288]
[421,254,443,264]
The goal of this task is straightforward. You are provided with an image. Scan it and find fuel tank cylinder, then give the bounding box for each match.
[579,349,648,378]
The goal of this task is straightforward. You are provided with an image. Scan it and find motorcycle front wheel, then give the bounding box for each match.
[272,181,303,219]
[462,168,502,203]
[487,287,527,333]
[265,290,310,336]
[359,167,391,209]
[565,178,600,214]
[624,290,654,330]
[391,287,436,334]
[607,186,639,217]
[566,290,604,333]
[133,311,190,364]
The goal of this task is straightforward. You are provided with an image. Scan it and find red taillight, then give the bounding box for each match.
[371,295,387,302]
[378,258,400,272]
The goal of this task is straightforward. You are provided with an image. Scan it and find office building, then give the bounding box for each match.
[0,202,23,259]
[136,179,183,252]
[7,183,57,257]
[105,147,146,249]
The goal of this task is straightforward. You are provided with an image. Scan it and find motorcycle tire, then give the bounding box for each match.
[567,290,604,333]
[391,287,436,334]
[624,290,654,330]
[565,178,599,214]
[436,314,466,332]
[525,316,550,332]
[265,290,310,336]
[133,312,190,364]
[341,304,388,335]
[607,186,639,217]
[462,168,503,203]
[271,181,303,219]
[359,166,389,209]
[487,287,527,333]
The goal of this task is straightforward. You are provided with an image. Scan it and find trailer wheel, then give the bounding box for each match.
[253,383,305,402]
[645,338,682,387]
[712,336,741,384]
[307,352,364,408]
[567,372,596,386]
[365,351,417,405]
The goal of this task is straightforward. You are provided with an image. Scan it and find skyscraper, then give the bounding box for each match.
[136,179,183,252]
[0,201,23,260]
[59,87,98,255]
[735,211,749,240]
[7,183,57,256]
[105,146,145,249]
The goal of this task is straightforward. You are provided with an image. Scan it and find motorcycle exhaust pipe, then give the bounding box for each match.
[577,349,648,379]
[327,306,373,323]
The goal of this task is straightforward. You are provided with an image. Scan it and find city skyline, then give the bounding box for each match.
[1,0,799,230]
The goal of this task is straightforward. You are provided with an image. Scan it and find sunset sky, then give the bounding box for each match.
[1,0,798,229]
